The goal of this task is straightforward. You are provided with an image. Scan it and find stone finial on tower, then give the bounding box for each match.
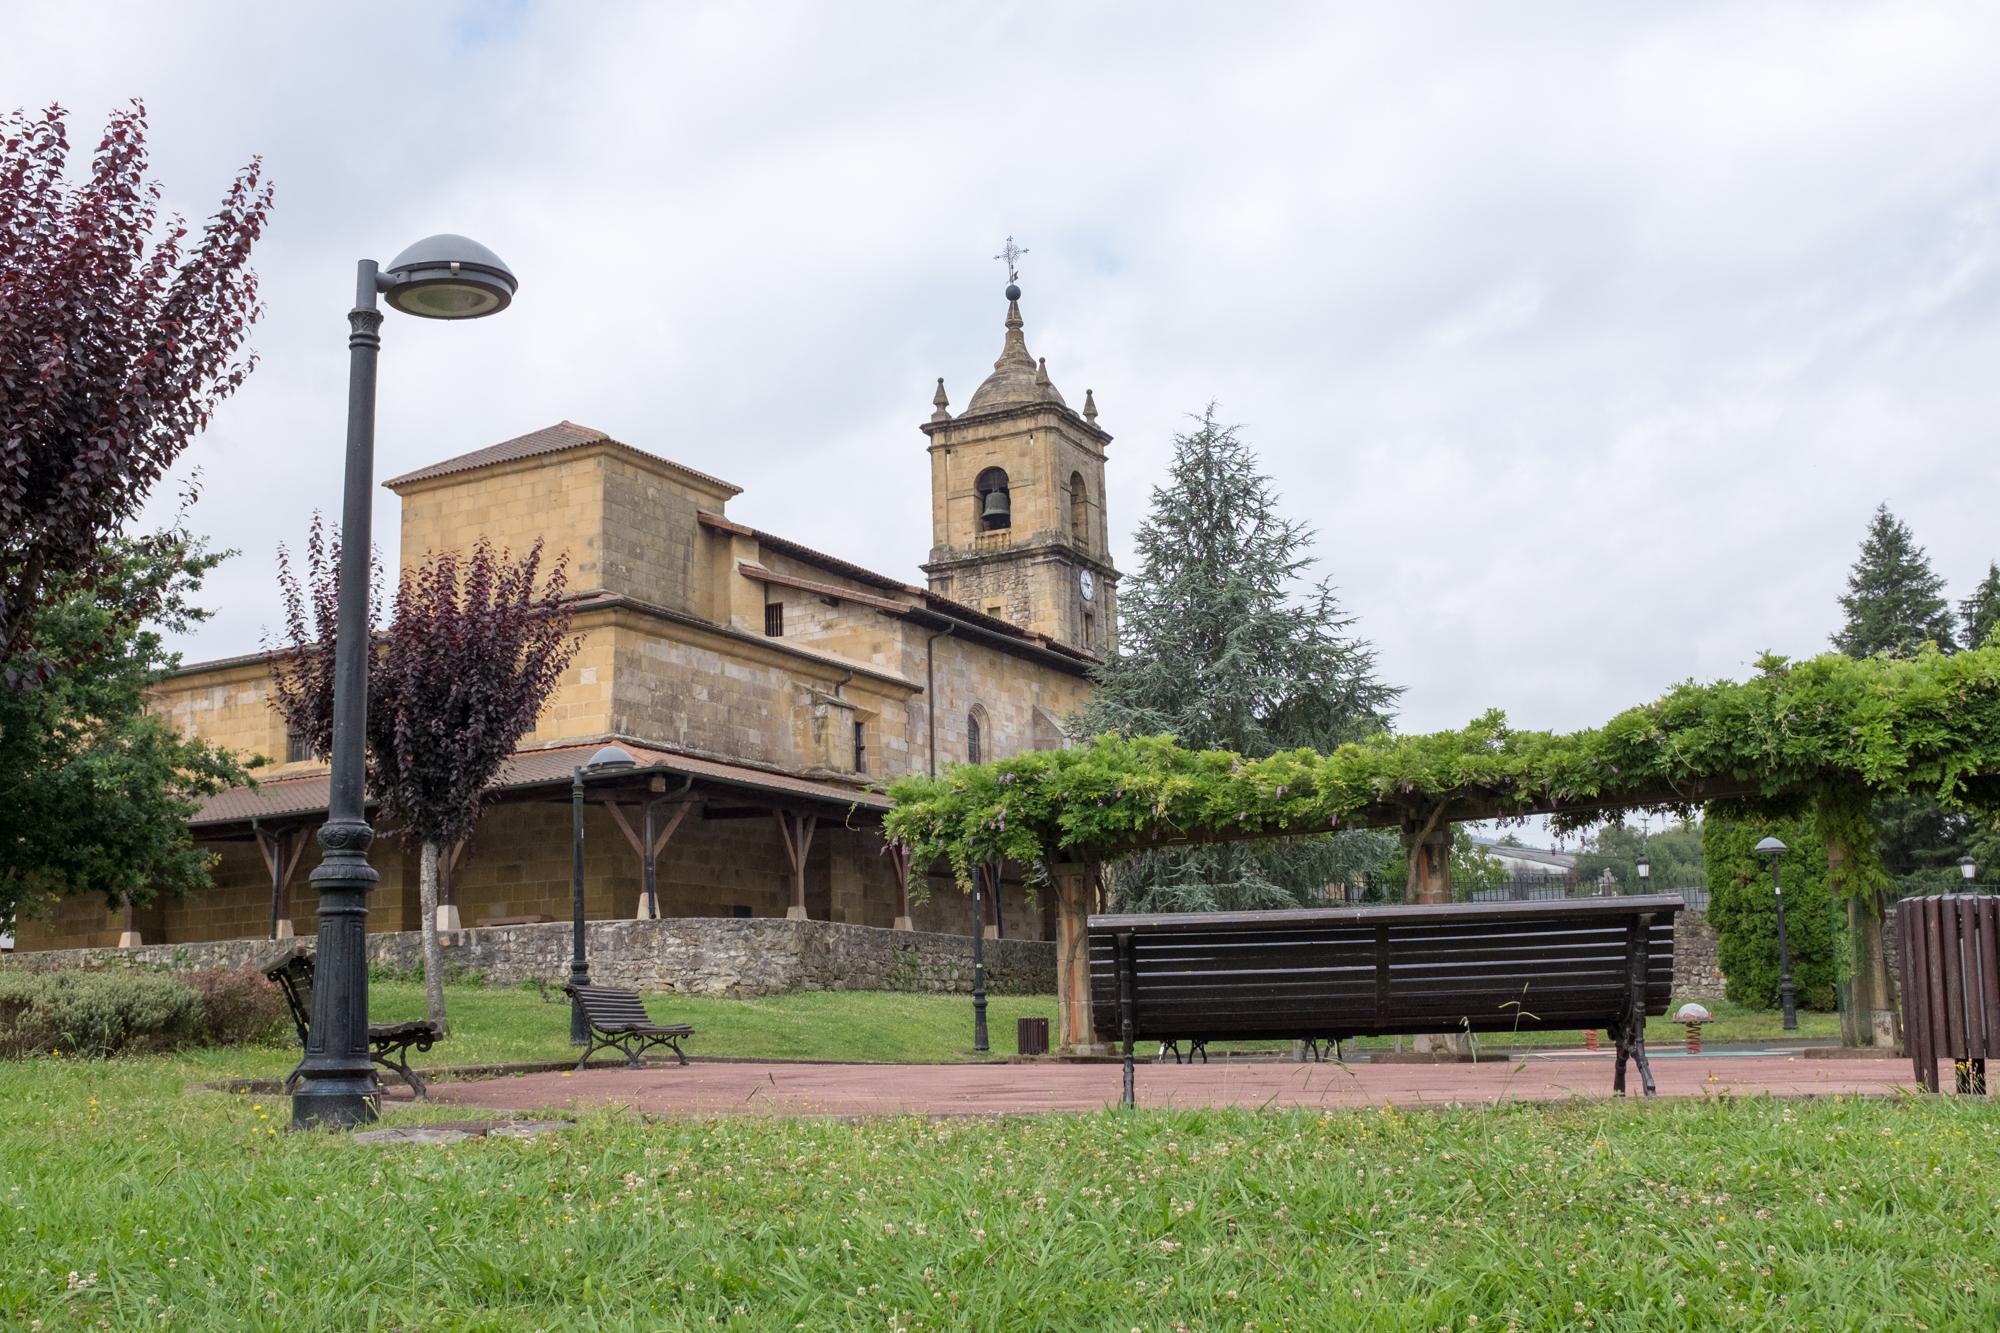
[931,377,951,423]
[1034,357,1052,389]
[1083,388,1098,424]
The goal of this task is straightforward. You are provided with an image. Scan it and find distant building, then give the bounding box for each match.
[1473,838,1577,882]
[16,285,1117,953]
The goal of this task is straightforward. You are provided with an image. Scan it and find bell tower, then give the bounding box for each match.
[922,278,1117,656]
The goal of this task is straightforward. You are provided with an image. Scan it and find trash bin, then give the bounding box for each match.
[1016,1016,1050,1056]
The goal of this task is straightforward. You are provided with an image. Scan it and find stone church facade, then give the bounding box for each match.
[15,288,1118,954]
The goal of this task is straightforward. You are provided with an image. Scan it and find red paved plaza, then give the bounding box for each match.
[432,1052,1920,1119]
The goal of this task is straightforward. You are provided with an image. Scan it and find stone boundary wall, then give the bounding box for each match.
[0,918,1056,998]
[1672,911,1726,1002]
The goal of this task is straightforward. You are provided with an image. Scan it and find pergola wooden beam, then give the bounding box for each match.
[253,823,312,941]
[605,797,699,919]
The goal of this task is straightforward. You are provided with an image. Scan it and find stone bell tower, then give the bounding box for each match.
[921,278,1117,656]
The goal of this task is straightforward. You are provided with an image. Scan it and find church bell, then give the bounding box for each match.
[980,488,1012,527]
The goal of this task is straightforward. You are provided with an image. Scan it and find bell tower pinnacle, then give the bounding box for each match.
[921,264,1117,657]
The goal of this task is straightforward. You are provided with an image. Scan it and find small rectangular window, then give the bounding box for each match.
[764,602,784,637]
[1083,611,1095,646]
[853,720,867,774]
[285,724,311,764]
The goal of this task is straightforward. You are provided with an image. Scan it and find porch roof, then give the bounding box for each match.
[190,741,890,832]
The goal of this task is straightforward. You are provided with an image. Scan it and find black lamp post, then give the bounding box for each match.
[971,865,992,1053]
[291,236,517,1132]
[571,745,637,1043]
[1755,836,1797,1032]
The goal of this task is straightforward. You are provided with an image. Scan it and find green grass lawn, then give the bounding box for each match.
[172,983,1064,1081]
[4,1044,1997,1330]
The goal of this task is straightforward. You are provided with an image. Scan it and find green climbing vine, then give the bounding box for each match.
[883,647,2000,897]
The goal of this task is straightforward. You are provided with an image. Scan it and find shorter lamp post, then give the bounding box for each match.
[1755,836,1797,1031]
[570,745,636,1044]
[1962,856,1978,885]
[970,865,992,1053]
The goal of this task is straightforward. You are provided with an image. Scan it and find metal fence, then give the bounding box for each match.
[1333,875,1710,912]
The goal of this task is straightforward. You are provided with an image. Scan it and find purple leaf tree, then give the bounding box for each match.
[1,100,272,679]
[271,526,579,1030]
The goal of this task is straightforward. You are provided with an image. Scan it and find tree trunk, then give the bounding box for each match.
[1829,827,1894,1048]
[420,839,448,1035]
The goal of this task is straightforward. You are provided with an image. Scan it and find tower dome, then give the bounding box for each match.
[964,286,1066,415]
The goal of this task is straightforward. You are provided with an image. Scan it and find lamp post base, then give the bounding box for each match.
[290,1071,379,1130]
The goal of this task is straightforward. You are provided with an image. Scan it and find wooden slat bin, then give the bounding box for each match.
[1898,895,2000,1094]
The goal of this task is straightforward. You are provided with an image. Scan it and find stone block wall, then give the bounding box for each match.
[1672,911,1726,1002]
[0,917,1055,997]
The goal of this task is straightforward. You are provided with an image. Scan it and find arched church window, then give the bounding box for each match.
[967,704,989,765]
[975,467,1011,531]
[1069,471,1088,547]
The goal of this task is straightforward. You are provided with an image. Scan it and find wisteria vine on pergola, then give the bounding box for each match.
[882,647,2000,897]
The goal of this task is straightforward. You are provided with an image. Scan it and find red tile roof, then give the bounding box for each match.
[191,742,888,830]
[383,421,741,496]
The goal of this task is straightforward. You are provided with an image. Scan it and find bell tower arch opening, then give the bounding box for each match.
[975,467,1012,532]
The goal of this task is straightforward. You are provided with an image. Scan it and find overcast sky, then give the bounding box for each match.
[9,3,1996,748]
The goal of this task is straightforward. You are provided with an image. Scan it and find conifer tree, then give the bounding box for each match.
[1961,561,2000,651]
[1831,504,1956,657]
[1073,407,1399,910]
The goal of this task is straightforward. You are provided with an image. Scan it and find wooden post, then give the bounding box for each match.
[1401,808,1453,906]
[436,838,467,933]
[773,810,817,920]
[609,799,693,921]
[1829,831,1897,1048]
[1049,861,1106,1055]
[888,843,913,931]
[116,899,141,949]
[256,826,309,941]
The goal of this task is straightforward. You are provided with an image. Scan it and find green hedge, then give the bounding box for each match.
[1704,813,1838,1011]
[0,966,289,1058]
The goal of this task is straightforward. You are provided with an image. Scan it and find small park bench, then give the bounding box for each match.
[262,948,443,1100]
[564,984,693,1072]
[1088,894,1683,1107]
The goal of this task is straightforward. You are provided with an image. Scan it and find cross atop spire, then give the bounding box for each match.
[993,234,1028,288]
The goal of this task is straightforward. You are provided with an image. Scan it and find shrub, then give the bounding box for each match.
[0,971,205,1057]
[184,966,291,1046]
[1705,812,1838,1011]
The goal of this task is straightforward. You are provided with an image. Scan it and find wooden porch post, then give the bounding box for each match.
[607,799,695,921]
[435,839,467,933]
[117,898,141,949]
[255,825,310,941]
[1049,860,1107,1055]
[774,810,818,920]
[888,843,913,931]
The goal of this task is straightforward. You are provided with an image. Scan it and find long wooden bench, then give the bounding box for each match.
[1088,895,1683,1106]
[564,984,693,1071]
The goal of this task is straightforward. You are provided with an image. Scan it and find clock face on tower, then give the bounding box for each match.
[1078,569,1096,602]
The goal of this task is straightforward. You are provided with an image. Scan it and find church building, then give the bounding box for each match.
[15,285,1118,953]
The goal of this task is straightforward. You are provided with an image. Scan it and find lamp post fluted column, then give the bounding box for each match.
[291,262,388,1130]
[1756,836,1797,1033]
[570,764,591,1043]
[971,865,991,1053]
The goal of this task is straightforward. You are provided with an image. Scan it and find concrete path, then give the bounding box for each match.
[433,1052,1920,1119]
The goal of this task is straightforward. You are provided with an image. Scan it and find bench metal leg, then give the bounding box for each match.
[372,1049,429,1101]
[1611,1020,1630,1097]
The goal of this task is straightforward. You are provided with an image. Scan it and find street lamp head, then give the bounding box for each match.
[381,233,517,320]
[1962,856,1978,882]
[585,744,637,774]
[1754,836,1787,859]
[1636,854,1650,880]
